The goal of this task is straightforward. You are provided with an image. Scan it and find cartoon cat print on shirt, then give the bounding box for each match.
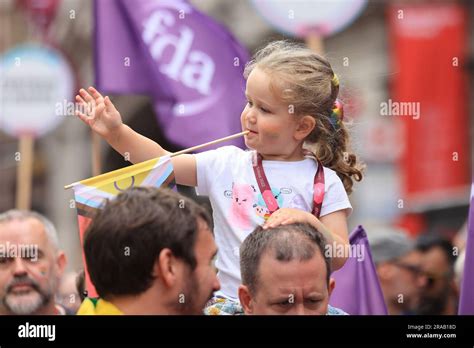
[225,184,295,228]
[226,183,257,230]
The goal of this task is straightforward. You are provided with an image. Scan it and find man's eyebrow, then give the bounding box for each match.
[305,292,324,298]
[271,296,293,302]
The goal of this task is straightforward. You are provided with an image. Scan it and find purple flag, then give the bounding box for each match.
[94,0,248,149]
[458,183,474,314]
[329,226,388,315]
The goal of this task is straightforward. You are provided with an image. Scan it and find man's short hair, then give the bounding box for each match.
[240,223,330,295]
[416,234,457,267]
[0,209,60,250]
[367,226,414,265]
[84,187,211,299]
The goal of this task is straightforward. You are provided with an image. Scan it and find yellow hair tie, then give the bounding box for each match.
[332,73,339,87]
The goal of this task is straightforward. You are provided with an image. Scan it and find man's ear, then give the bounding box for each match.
[55,251,67,278]
[328,277,336,297]
[238,285,253,315]
[155,248,178,288]
[294,115,316,141]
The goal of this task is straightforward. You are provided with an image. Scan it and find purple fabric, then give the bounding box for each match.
[458,191,474,314]
[94,0,248,149]
[329,225,388,315]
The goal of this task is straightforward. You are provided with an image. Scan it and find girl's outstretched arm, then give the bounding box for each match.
[76,87,197,187]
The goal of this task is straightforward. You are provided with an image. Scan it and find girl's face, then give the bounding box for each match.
[241,68,305,161]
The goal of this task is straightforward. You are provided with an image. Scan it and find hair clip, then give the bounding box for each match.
[332,73,339,87]
[329,99,343,130]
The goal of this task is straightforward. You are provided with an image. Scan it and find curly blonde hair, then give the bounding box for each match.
[244,41,364,194]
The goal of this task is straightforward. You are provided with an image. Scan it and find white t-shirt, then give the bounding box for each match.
[195,146,352,300]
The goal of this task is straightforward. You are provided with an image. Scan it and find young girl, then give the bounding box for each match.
[75,40,364,314]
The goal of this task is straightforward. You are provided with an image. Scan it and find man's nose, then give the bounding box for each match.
[416,273,429,288]
[293,303,305,316]
[12,258,28,276]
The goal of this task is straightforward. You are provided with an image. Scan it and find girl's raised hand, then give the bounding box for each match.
[75,87,123,140]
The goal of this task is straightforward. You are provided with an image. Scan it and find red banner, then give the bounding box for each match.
[76,215,97,298]
[388,4,470,211]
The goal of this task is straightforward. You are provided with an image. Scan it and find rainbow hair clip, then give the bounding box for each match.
[329,99,344,130]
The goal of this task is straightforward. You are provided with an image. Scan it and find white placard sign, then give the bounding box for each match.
[0,44,74,138]
[251,0,367,37]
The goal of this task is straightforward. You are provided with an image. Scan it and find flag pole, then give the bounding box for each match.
[170,130,249,157]
[305,30,324,55]
[91,131,102,176]
[64,130,249,190]
[16,134,35,209]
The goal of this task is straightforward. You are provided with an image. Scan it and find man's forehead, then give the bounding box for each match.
[422,247,450,270]
[401,250,422,263]
[196,218,212,237]
[258,252,327,288]
[0,218,47,245]
[273,284,324,296]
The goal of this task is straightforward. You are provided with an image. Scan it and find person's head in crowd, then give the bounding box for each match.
[75,269,86,303]
[415,234,458,315]
[56,271,81,314]
[81,187,220,315]
[369,227,424,315]
[238,223,336,315]
[454,249,465,288]
[0,210,67,315]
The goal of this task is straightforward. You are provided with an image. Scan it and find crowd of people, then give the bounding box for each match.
[0,187,346,315]
[370,227,460,315]
[0,40,464,316]
[0,186,461,316]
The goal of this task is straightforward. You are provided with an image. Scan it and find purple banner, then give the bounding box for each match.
[94,0,248,149]
[329,226,388,315]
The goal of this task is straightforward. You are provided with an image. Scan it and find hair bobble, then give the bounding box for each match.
[331,73,339,87]
[329,99,344,130]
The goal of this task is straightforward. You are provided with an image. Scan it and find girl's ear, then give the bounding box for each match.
[294,115,316,141]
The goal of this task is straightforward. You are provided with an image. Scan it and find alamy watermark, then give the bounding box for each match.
[55,99,93,117]
[324,242,365,262]
[380,99,420,120]
[18,322,55,341]
[0,242,38,262]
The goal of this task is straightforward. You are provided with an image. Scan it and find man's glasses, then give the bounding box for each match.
[393,262,424,276]
[393,262,452,288]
